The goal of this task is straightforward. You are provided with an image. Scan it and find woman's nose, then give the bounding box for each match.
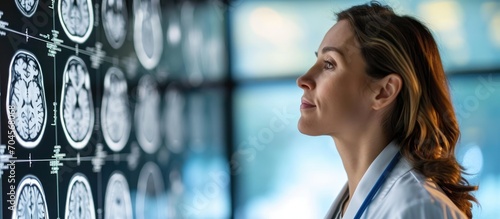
[297,70,315,90]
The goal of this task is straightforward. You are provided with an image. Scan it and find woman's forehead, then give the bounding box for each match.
[318,20,358,55]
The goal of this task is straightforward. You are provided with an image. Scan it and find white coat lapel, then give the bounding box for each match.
[325,184,348,218]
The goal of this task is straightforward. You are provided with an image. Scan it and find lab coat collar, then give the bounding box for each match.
[342,141,401,219]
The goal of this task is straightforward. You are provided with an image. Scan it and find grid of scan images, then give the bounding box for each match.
[0,0,230,218]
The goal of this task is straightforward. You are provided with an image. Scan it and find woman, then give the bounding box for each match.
[296,1,478,219]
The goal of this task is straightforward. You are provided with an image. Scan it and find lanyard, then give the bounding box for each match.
[353,151,402,219]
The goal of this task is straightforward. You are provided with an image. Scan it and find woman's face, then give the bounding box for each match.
[297,20,374,137]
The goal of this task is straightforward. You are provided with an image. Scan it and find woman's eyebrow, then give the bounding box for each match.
[315,46,345,59]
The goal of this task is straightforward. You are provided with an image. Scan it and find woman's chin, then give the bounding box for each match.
[297,123,322,136]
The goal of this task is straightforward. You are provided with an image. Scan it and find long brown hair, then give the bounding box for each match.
[336,1,478,217]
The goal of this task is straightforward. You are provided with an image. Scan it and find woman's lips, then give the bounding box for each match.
[301,98,316,109]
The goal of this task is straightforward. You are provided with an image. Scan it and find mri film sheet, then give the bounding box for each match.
[0,1,230,219]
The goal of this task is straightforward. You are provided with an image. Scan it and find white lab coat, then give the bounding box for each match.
[325,142,467,219]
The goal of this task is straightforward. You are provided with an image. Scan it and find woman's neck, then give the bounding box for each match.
[333,133,390,200]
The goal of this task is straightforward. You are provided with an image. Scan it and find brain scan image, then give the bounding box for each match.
[102,0,128,49]
[58,0,94,43]
[133,0,163,69]
[15,0,39,17]
[101,67,131,152]
[105,172,132,219]
[135,75,160,154]
[163,90,185,154]
[60,56,95,149]
[65,173,96,219]
[12,175,49,219]
[6,50,47,148]
[136,162,166,219]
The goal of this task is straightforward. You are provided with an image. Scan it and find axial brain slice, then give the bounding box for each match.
[65,174,96,219]
[17,186,46,219]
[102,0,128,48]
[105,172,133,219]
[135,75,160,154]
[133,0,163,69]
[60,56,94,149]
[136,163,165,219]
[15,0,39,17]
[102,67,131,152]
[140,2,155,58]
[58,0,94,43]
[69,182,92,218]
[13,175,49,219]
[7,50,47,148]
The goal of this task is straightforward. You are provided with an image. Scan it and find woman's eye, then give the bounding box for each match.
[324,61,335,70]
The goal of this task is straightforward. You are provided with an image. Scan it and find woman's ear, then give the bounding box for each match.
[371,73,402,110]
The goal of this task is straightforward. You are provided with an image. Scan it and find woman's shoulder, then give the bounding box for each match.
[369,160,467,218]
